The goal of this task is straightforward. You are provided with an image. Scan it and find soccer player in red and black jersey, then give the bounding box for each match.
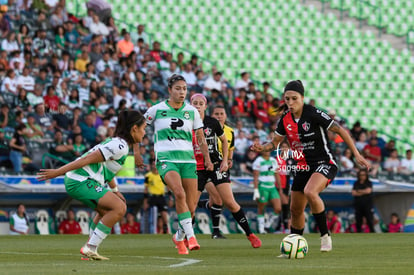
[252,80,370,252]
[191,94,262,248]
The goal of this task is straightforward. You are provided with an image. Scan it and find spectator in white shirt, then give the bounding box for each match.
[1,69,19,95]
[204,71,224,93]
[383,149,402,173]
[96,51,114,73]
[89,14,109,36]
[1,32,19,54]
[130,24,149,45]
[27,84,45,107]
[16,67,35,92]
[234,71,250,92]
[401,149,414,175]
[181,63,197,87]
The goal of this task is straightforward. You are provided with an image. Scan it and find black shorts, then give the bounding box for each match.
[148,195,168,212]
[197,163,230,192]
[291,162,337,192]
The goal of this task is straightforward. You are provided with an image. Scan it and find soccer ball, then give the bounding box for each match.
[280,234,308,259]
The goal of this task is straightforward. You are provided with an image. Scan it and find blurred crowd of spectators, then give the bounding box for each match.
[0,0,412,180]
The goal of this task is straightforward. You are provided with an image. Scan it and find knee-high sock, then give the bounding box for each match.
[282,204,290,230]
[89,220,98,239]
[88,222,111,249]
[232,208,252,236]
[178,211,194,239]
[313,210,329,236]
[210,204,222,234]
[257,215,265,233]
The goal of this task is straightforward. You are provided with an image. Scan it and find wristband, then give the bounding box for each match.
[228,159,233,161]
[111,186,119,192]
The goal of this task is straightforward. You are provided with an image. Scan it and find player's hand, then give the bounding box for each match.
[219,161,228,173]
[36,169,59,181]
[205,160,214,171]
[355,153,371,170]
[253,188,260,201]
[250,143,264,152]
[114,191,126,203]
[134,154,145,168]
[228,159,233,169]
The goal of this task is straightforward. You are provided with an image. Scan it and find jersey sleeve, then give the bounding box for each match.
[275,116,286,136]
[252,157,261,171]
[193,108,204,130]
[144,106,156,125]
[99,139,129,161]
[313,107,334,129]
[213,118,224,137]
[228,128,235,151]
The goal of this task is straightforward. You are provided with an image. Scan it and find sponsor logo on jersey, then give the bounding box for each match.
[161,111,167,117]
[183,111,190,120]
[95,186,103,192]
[161,163,167,170]
[287,124,292,131]
[302,121,310,131]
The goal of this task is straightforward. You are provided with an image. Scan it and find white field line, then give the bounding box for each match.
[0,252,201,268]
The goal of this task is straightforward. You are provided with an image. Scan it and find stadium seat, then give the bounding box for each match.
[76,210,90,235]
[195,212,211,234]
[35,210,50,235]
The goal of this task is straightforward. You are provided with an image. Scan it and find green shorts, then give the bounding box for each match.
[156,161,197,183]
[258,185,280,203]
[64,177,109,209]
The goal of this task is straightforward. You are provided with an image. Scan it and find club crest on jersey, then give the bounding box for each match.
[161,163,167,170]
[204,127,211,136]
[302,122,310,131]
[183,111,190,120]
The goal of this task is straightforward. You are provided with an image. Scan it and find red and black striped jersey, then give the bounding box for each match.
[193,116,224,170]
[275,104,336,167]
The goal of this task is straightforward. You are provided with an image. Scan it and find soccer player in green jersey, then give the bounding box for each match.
[37,110,146,260]
[136,74,213,255]
[252,150,282,234]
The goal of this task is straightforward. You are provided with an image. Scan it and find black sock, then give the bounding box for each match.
[282,204,290,229]
[232,208,252,236]
[192,216,195,226]
[198,199,210,209]
[210,204,222,234]
[163,223,168,234]
[313,210,329,236]
[290,226,304,235]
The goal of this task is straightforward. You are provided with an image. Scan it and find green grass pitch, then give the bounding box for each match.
[0,233,413,275]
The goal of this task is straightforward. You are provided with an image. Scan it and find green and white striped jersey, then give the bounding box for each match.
[66,137,129,186]
[252,156,279,188]
[144,100,203,163]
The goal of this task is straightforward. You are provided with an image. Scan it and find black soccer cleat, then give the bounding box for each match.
[211,232,227,239]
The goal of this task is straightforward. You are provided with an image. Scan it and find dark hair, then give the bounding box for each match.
[167,74,186,88]
[284,80,304,95]
[114,110,145,144]
[356,169,370,184]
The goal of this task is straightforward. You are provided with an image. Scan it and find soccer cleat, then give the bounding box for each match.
[172,235,189,254]
[320,233,332,252]
[211,232,227,239]
[247,233,262,248]
[172,234,189,248]
[80,244,109,260]
[187,236,200,251]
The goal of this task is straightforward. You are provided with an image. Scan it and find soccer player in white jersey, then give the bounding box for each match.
[136,74,213,255]
[37,110,146,260]
[252,150,282,234]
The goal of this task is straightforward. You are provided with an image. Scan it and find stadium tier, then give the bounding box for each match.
[68,0,414,145]
[328,0,414,37]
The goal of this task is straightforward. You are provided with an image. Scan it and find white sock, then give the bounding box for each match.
[180,218,194,239]
[88,227,108,248]
[175,228,186,241]
[258,216,265,233]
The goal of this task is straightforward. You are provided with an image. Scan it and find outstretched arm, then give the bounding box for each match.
[329,121,370,170]
[37,149,104,181]
[250,134,284,152]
